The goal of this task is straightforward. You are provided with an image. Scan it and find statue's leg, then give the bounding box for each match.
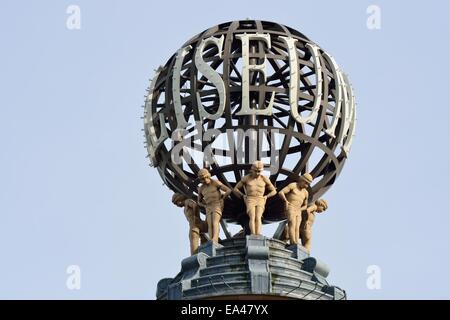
[189,230,194,255]
[303,228,312,252]
[200,221,208,243]
[294,213,301,245]
[246,199,256,235]
[300,226,305,247]
[212,206,221,242]
[190,228,200,255]
[255,205,264,235]
[287,208,297,244]
[299,215,306,247]
[281,224,289,242]
[206,209,213,241]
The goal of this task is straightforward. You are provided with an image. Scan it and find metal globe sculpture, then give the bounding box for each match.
[144,20,356,224]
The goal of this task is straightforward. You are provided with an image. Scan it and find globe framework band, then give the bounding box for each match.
[144,20,356,224]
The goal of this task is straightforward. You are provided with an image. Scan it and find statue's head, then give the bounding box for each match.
[198,168,212,184]
[172,193,187,208]
[250,161,264,178]
[298,173,313,189]
[315,199,328,213]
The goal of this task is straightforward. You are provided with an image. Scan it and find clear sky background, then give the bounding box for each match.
[1,0,449,299]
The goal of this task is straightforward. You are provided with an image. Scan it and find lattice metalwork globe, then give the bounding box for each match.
[144,20,356,224]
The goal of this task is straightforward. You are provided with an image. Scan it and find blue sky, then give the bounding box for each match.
[0,0,449,299]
